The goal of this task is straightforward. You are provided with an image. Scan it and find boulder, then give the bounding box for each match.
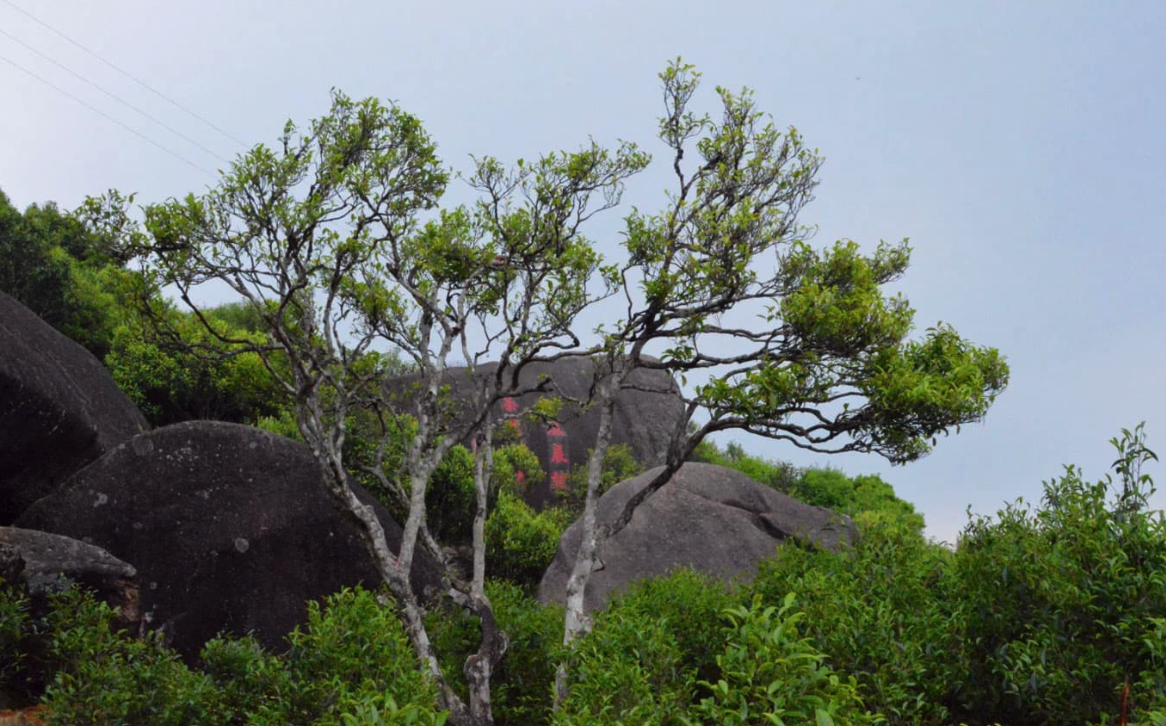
[395,358,686,509]
[537,462,856,612]
[0,291,147,523]
[15,421,442,660]
[0,526,140,628]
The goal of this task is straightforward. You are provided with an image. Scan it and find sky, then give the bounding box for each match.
[2,1,1164,543]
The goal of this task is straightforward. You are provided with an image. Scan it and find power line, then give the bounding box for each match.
[0,0,247,148]
[0,26,233,164]
[0,51,215,177]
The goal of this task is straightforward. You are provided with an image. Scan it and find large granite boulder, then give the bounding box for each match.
[0,526,140,626]
[538,462,857,612]
[395,358,686,509]
[0,291,147,524]
[15,421,442,660]
[0,528,140,709]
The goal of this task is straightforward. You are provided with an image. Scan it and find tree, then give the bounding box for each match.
[101,90,645,725]
[552,60,1009,699]
[96,60,1008,724]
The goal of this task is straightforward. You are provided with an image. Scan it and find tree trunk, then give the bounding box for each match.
[554,370,618,707]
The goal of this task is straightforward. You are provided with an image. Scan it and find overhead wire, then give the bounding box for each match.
[0,0,247,148]
[0,51,216,176]
[0,26,233,164]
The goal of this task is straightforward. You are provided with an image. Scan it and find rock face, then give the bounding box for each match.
[0,526,140,628]
[538,462,857,613]
[15,421,442,660]
[0,291,148,524]
[397,358,686,509]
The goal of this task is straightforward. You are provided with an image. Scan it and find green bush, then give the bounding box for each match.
[105,304,289,427]
[599,570,737,691]
[494,443,547,499]
[559,444,643,515]
[554,605,690,726]
[951,424,1166,726]
[750,521,961,726]
[41,588,226,726]
[486,492,572,590]
[683,594,875,726]
[33,585,444,726]
[489,582,565,726]
[0,580,33,706]
[427,445,478,544]
[247,587,442,725]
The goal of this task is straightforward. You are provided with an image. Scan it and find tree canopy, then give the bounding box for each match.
[86,60,1008,726]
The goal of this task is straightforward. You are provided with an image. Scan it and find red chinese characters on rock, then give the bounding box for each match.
[502,397,519,413]
[551,471,568,491]
[550,444,569,465]
[546,421,566,438]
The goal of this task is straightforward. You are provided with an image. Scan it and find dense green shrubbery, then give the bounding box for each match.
[693,439,925,534]
[952,424,1166,725]
[485,492,572,589]
[559,444,644,516]
[9,586,445,726]
[751,520,960,725]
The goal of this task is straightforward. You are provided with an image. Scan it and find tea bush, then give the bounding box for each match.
[683,594,876,726]
[952,424,1166,725]
[485,492,572,590]
[750,521,961,726]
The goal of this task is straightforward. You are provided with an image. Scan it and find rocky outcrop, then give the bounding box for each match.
[0,291,147,524]
[537,462,856,612]
[395,358,686,509]
[0,526,140,627]
[15,421,442,660]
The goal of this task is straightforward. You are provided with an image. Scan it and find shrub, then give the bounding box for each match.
[600,569,737,690]
[559,444,643,515]
[951,424,1166,726]
[553,605,690,726]
[494,443,547,499]
[485,492,572,590]
[749,521,960,726]
[427,445,478,544]
[41,588,226,726]
[247,587,442,725]
[489,582,565,726]
[683,594,875,726]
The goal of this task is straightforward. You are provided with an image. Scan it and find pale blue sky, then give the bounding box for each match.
[2,1,1163,542]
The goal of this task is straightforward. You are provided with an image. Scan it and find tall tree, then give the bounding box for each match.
[101,91,645,726]
[553,60,1009,693]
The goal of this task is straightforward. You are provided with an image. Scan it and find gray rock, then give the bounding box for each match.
[0,291,147,523]
[537,462,856,612]
[0,526,140,627]
[15,420,442,660]
[394,358,686,509]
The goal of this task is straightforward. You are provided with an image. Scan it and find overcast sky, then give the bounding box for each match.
[2,1,1163,543]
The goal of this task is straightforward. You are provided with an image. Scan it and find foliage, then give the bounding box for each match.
[425,582,566,726]
[0,580,32,704]
[559,444,643,515]
[40,588,226,726]
[553,602,691,726]
[426,446,478,544]
[34,585,444,726]
[750,521,960,726]
[485,492,572,590]
[691,440,924,534]
[104,302,289,426]
[493,444,547,499]
[683,594,875,726]
[952,423,1166,726]
[240,587,442,725]
[0,188,134,360]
